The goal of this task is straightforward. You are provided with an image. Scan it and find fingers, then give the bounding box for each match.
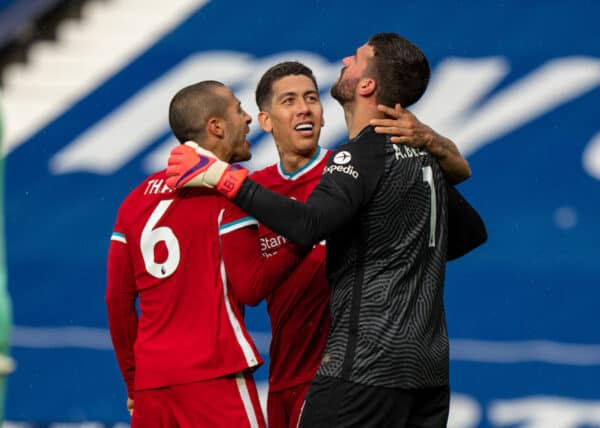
[169,144,194,160]
[373,126,404,135]
[388,136,410,144]
[370,118,412,128]
[370,104,415,130]
[390,136,423,147]
[172,143,209,159]
[387,136,426,148]
[165,176,178,189]
[184,141,199,149]
[375,103,407,117]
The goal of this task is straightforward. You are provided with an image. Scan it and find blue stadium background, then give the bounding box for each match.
[3,1,600,426]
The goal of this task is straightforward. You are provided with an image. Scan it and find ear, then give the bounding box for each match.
[258,111,273,133]
[207,117,225,138]
[357,78,376,97]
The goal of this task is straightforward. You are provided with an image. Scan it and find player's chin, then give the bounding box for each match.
[244,141,252,159]
[295,134,320,150]
[240,148,252,162]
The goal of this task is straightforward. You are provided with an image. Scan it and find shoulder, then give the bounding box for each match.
[350,126,386,149]
[329,128,386,166]
[119,170,171,207]
[334,127,385,158]
[219,199,258,235]
[250,163,278,184]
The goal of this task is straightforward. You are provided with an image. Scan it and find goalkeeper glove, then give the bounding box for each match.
[166,142,248,199]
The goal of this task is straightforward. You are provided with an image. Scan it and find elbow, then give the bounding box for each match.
[476,219,488,246]
[451,162,472,185]
[232,284,264,307]
[237,293,262,307]
[105,294,121,321]
[245,298,263,307]
[290,235,317,247]
[287,227,321,247]
[462,162,473,181]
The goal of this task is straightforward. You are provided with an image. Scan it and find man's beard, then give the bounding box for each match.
[330,74,358,106]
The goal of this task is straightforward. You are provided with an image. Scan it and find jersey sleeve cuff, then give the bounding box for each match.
[218,216,258,235]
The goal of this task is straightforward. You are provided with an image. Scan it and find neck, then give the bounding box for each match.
[344,98,383,138]
[199,138,231,162]
[278,146,319,173]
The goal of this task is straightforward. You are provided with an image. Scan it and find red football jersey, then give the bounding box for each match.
[106,170,299,397]
[250,147,332,392]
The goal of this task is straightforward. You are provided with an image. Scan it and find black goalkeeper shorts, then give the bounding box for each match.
[297,375,450,428]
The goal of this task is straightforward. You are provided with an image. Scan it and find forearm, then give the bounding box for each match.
[369,104,471,184]
[233,178,349,246]
[106,242,137,398]
[446,184,487,260]
[426,134,471,184]
[223,229,305,306]
[106,295,137,398]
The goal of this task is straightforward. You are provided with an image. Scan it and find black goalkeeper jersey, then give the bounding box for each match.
[234,125,451,388]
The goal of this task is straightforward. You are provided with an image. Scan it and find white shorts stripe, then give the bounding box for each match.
[235,372,260,428]
[295,400,306,428]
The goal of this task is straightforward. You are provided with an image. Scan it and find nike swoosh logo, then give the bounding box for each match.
[176,156,209,186]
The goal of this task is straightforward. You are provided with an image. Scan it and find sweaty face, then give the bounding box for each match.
[220,87,252,162]
[330,43,374,106]
[263,75,324,158]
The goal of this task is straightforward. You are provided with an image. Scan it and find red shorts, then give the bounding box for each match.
[131,371,266,428]
[267,382,310,428]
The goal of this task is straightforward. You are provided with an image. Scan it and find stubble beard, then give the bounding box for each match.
[330,75,358,107]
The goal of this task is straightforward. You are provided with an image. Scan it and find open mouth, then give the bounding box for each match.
[295,123,314,135]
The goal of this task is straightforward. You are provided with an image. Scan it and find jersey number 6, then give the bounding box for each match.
[140,200,181,278]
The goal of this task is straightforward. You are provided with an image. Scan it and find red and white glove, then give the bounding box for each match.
[166,142,248,199]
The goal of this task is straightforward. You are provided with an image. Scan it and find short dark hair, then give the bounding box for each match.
[169,80,228,143]
[255,61,319,111]
[366,33,430,108]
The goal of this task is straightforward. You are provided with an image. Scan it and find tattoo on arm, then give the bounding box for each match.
[439,140,450,159]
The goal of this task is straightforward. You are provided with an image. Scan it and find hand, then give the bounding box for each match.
[127,397,134,416]
[166,142,220,189]
[166,142,249,198]
[370,104,439,152]
[370,104,471,183]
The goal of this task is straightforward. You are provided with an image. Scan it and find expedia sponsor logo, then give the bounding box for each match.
[323,163,359,179]
[333,151,352,165]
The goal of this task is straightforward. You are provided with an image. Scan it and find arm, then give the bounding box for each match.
[370,104,471,184]
[232,177,357,246]
[446,185,487,261]
[105,235,138,401]
[221,224,306,306]
[166,140,381,245]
